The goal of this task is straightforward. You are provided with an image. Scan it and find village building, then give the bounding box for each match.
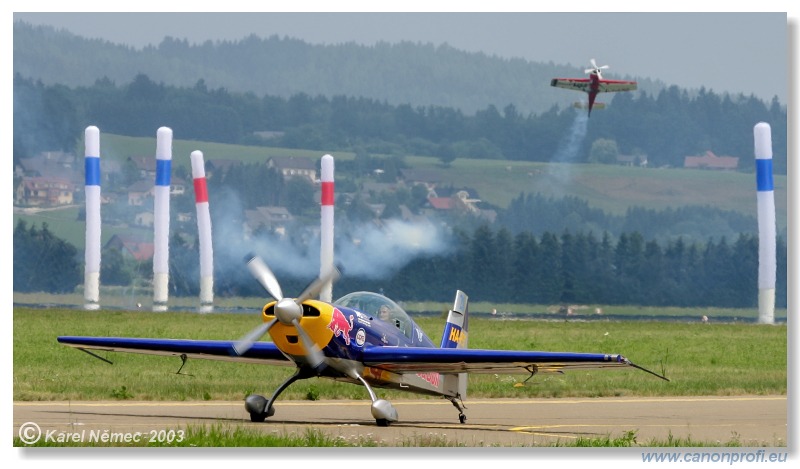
[16,151,78,179]
[104,233,154,261]
[14,176,75,206]
[127,180,154,206]
[616,154,648,167]
[400,169,441,197]
[244,206,294,238]
[128,156,159,180]
[684,150,739,170]
[134,211,155,227]
[267,156,316,182]
[169,177,187,196]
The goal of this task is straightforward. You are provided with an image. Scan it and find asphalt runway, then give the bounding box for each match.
[14,395,786,447]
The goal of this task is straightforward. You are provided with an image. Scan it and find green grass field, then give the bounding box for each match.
[13,306,787,447]
[14,307,786,402]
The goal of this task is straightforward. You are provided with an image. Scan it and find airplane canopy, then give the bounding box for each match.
[335,291,411,325]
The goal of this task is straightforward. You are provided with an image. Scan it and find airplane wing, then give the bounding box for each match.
[597,79,638,93]
[57,336,292,366]
[57,337,667,380]
[361,346,667,380]
[550,78,590,92]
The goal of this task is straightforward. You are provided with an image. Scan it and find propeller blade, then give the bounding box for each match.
[232,317,278,356]
[240,255,337,370]
[294,265,341,304]
[586,59,609,75]
[291,318,326,369]
[246,255,284,301]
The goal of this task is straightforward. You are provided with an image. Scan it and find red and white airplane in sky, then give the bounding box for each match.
[551,59,638,116]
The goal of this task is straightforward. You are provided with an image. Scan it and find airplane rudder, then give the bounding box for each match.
[440,290,468,349]
[440,290,469,400]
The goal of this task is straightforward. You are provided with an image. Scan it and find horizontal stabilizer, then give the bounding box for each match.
[573,102,606,110]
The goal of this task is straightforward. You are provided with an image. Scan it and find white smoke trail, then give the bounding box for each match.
[243,219,452,280]
[549,112,589,186]
[554,112,589,163]
[335,219,452,278]
[210,191,452,283]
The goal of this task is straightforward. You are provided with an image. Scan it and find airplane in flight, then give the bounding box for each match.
[551,58,638,116]
[59,254,669,427]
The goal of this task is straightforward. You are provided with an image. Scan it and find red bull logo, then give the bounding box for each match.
[328,307,354,345]
[416,372,440,387]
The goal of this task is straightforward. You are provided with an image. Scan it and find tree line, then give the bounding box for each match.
[377,226,787,308]
[499,193,761,244]
[13,21,660,116]
[14,219,787,310]
[13,73,787,175]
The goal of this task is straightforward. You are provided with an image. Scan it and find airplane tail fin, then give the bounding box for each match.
[440,290,469,399]
[440,290,468,349]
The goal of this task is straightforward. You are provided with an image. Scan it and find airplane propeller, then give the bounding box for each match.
[585,58,609,77]
[232,254,340,371]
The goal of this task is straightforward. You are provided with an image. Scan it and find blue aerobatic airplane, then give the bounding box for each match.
[59,255,668,427]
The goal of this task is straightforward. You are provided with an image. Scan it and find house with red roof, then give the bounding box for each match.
[684,151,739,170]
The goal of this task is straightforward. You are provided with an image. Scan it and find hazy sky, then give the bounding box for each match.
[10,10,793,104]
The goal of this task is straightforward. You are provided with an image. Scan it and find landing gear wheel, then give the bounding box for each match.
[459,413,467,424]
[249,405,275,422]
[245,394,276,423]
[376,419,390,427]
[249,404,274,422]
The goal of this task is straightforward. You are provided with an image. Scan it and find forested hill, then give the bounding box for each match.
[13,20,788,174]
[14,20,672,116]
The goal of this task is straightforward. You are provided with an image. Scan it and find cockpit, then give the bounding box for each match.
[335,291,413,338]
